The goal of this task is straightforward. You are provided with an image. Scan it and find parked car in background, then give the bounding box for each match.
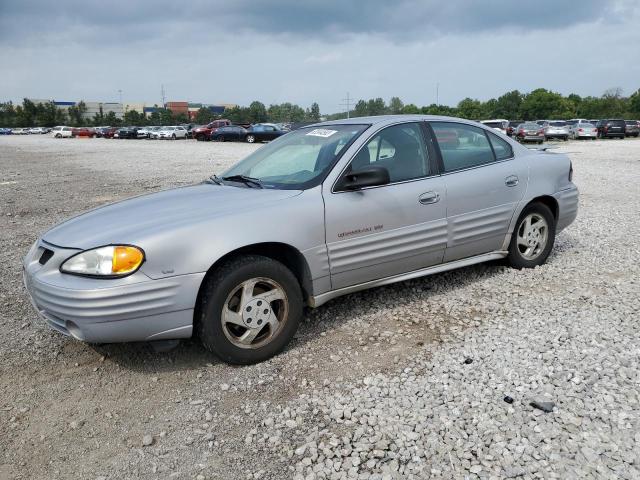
[116,127,140,139]
[624,120,639,137]
[507,121,523,137]
[567,119,589,128]
[101,127,119,139]
[515,122,545,144]
[192,119,232,141]
[136,127,153,139]
[153,125,188,140]
[481,119,509,135]
[543,121,569,141]
[210,125,248,142]
[569,122,597,140]
[588,120,599,126]
[29,127,49,134]
[71,127,95,138]
[244,124,288,143]
[12,128,28,135]
[51,126,73,138]
[0,127,13,135]
[22,115,578,364]
[596,119,626,139]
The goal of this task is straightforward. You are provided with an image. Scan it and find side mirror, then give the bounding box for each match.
[336,165,390,191]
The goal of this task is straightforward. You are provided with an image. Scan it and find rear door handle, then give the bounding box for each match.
[505,175,519,187]
[419,191,440,205]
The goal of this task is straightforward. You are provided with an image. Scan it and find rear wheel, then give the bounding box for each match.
[246,134,256,143]
[55,133,62,138]
[507,203,556,269]
[197,255,303,365]
[218,135,225,142]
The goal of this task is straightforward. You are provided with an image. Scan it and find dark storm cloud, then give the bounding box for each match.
[0,0,618,46]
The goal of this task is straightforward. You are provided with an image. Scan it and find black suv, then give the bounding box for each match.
[596,119,626,139]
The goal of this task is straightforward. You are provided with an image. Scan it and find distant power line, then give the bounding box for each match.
[340,92,353,119]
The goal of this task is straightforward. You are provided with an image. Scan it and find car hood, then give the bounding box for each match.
[42,183,301,250]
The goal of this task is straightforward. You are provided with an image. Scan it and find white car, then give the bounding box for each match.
[51,126,74,138]
[137,127,152,139]
[153,126,188,140]
[569,122,597,140]
[481,119,509,135]
[12,128,28,135]
[29,127,49,134]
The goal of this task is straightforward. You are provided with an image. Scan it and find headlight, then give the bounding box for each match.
[60,245,145,277]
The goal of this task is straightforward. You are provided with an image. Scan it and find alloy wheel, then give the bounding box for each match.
[516,213,549,260]
[221,277,288,349]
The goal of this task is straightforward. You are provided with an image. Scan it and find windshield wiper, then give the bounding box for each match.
[207,174,223,185]
[221,175,263,189]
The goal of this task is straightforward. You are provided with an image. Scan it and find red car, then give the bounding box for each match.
[71,127,95,138]
[192,119,232,141]
[102,127,120,139]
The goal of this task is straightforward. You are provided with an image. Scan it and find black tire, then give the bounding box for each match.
[563,136,568,141]
[218,135,225,142]
[507,202,556,269]
[197,255,303,365]
[246,134,256,143]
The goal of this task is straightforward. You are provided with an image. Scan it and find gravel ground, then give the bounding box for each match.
[0,135,638,480]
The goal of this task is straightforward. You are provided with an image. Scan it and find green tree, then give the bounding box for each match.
[366,98,387,116]
[67,101,88,126]
[493,90,523,119]
[389,96,404,114]
[353,100,368,117]
[248,101,267,123]
[401,103,420,114]
[307,102,321,122]
[195,107,214,124]
[456,98,485,120]
[104,111,121,126]
[629,89,640,117]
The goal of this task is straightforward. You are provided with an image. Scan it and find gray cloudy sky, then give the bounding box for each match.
[1,0,639,113]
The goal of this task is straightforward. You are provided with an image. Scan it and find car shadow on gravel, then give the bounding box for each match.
[89,260,510,374]
[89,232,579,374]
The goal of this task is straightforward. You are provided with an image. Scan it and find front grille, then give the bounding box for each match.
[39,248,54,265]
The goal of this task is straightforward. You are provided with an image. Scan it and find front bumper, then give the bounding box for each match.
[23,239,204,343]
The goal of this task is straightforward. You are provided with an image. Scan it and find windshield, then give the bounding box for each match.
[549,121,567,127]
[222,124,369,190]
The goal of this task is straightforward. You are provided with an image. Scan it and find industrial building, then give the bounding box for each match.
[25,98,234,121]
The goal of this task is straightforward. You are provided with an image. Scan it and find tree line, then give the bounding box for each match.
[2,88,639,128]
[327,88,640,121]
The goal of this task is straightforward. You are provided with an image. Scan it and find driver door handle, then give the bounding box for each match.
[419,191,440,205]
[505,175,519,187]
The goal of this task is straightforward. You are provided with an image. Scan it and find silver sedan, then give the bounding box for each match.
[23,115,578,364]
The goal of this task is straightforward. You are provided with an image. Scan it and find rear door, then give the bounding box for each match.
[428,121,528,262]
[323,122,447,289]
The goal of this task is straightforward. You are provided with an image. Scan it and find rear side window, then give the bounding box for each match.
[431,122,495,172]
[487,132,513,160]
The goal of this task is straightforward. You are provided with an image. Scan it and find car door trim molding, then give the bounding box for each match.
[309,250,507,308]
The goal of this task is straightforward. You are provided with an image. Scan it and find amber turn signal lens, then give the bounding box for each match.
[112,246,144,274]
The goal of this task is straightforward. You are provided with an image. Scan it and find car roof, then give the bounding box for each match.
[310,114,490,129]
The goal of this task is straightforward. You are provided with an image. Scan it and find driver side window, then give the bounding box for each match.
[349,122,430,183]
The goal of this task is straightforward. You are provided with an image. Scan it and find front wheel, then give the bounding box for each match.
[55,133,62,138]
[246,134,255,143]
[197,255,303,365]
[507,203,556,269]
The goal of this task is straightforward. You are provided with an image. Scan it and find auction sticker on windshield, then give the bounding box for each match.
[306,129,338,138]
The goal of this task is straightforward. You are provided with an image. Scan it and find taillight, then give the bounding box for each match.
[578,128,583,132]
[538,129,544,135]
[569,161,573,182]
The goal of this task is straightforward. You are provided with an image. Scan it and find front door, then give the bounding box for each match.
[323,122,448,290]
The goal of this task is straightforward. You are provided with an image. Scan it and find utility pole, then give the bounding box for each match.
[117,89,122,105]
[436,82,439,107]
[161,84,166,107]
[340,92,352,119]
